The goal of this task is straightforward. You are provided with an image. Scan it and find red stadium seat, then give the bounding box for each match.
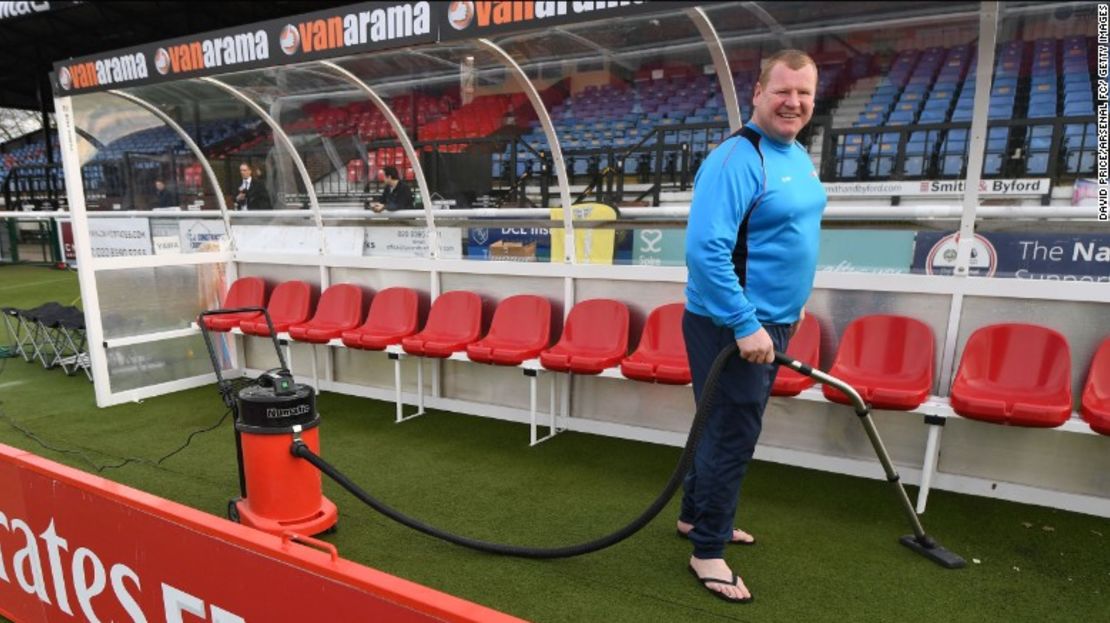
[240,280,313,336]
[772,313,821,397]
[203,277,266,332]
[467,295,551,366]
[540,299,629,375]
[1081,338,1110,435]
[822,314,934,410]
[950,323,1072,428]
[620,303,690,385]
[341,287,419,350]
[402,291,482,358]
[288,284,364,344]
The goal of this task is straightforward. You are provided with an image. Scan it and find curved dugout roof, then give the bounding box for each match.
[0,0,351,111]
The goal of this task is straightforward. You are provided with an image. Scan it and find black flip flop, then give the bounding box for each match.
[676,527,757,546]
[687,563,754,604]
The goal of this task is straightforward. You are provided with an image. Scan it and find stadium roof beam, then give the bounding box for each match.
[407,50,464,71]
[741,2,792,47]
[549,27,638,72]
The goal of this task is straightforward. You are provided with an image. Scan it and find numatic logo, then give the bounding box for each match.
[57,66,72,90]
[61,52,148,90]
[285,2,431,55]
[0,509,245,621]
[450,1,645,30]
[279,24,301,55]
[0,1,50,20]
[157,30,268,75]
[266,404,311,419]
[447,1,474,29]
[153,47,171,75]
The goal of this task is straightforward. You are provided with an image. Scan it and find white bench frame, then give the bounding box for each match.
[223,326,1101,515]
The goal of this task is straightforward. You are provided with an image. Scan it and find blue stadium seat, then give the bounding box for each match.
[1027,125,1053,150]
[1065,150,1095,174]
[1064,101,1094,115]
[924,105,952,121]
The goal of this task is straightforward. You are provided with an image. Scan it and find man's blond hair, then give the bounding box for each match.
[758,49,818,88]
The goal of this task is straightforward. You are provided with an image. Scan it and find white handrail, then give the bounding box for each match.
[1,205,1098,221]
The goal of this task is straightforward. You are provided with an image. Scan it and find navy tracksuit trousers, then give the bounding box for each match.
[680,309,791,560]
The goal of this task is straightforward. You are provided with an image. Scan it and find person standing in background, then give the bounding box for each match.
[154,179,175,208]
[235,162,271,210]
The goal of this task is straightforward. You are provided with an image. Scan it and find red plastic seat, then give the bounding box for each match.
[620,303,690,385]
[288,284,363,344]
[540,299,629,375]
[203,277,266,332]
[401,290,482,358]
[340,287,419,350]
[239,280,313,336]
[822,314,934,410]
[950,323,1072,428]
[466,295,551,366]
[1081,338,1110,435]
[771,313,821,396]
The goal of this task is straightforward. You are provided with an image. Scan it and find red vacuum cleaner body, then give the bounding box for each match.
[231,380,338,536]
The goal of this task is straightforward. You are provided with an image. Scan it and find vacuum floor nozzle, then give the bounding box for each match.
[899,534,967,569]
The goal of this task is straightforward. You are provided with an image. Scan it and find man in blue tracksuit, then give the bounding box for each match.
[680,49,827,603]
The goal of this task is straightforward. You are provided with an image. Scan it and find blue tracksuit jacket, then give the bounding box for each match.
[684,122,828,338]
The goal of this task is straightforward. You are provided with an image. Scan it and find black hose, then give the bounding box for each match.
[291,342,741,559]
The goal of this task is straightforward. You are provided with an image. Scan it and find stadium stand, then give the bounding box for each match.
[1,34,1096,206]
[821,34,1096,181]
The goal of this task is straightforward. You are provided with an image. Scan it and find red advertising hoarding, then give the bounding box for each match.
[0,444,526,623]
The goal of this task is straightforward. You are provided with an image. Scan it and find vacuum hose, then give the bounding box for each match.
[291,342,743,559]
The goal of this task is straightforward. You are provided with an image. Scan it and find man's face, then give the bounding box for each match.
[155,181,165,191]
[751,62,817,144]
[239,165,251,179]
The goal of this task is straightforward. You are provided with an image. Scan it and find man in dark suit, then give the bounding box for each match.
[368,165,413,212]
[235,162,271,210]
[154,179,175,208]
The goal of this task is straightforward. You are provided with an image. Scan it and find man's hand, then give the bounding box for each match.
[370,202,385,213]
[736,327,774,364]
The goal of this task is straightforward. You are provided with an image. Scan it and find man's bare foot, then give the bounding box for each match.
[688,556,752,602]
[676,520,756,545]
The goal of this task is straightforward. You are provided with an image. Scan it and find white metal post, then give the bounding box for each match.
[917,423,945,513]
[686,6,741,133]
[952,2,999,275]
[52,95,112,406]
[475,38,576,263]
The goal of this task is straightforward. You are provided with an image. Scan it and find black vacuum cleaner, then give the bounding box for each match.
[284,341,964,568]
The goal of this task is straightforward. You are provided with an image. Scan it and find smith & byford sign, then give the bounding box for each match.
[824,179,1051,197]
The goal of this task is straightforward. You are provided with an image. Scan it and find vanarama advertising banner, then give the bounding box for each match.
[439,1,683,41]
[51,2,437,95]
[52,2,687,95]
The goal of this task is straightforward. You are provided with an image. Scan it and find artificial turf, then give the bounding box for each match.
[0,264,1107,622]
